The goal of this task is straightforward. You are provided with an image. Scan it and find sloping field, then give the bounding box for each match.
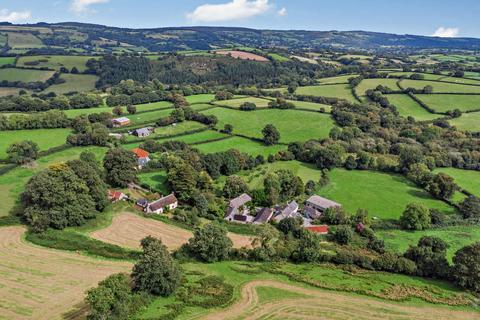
[317,74,357,84]
[6,32,44,48]
[42,74,98,94]
[186,94,216,104]
[449,111,480,132]
[387,94,440,121]
[0,226,131,320]
[202,108,335,143]
[0,68,55,82]
[194,136,286,157]
[356,78,401,96]
[201,279,478,320]
[415,94,480,113]
[214,50,269,62]
[296,84,357,102]
[439,76,480,85]
[388,72,444,80]
[0,57,15,66]
[400,79,480,94]
[286,99,332,112]
[90,212,253,250]
[214,97,272,108]
[16,55,96,72]
[0,128,71,160]
[0,87,23,97]
[433,168,480,196]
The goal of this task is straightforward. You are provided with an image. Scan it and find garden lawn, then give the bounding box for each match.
[16,55,97,72]
[138,171,169,194]
[318,169,456,219]
[296,84,357,102]
[0,146,107,216]
[317,75,357,84]
[0,68,54,82]
[194,136,286,157]
[377,225,480,261]
[286,100,332,112]
[414,94,480,113]
[42,74,98,94]
[202,108,335,143]
[387,94,441,121]
[449,111,480,132]
[433,167,480,197]
[399,79,480,94]
[214,97,272,108]
[186,94,215,104]
[0,128,72,160]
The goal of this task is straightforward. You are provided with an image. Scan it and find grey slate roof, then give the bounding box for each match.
[148,193,178,212]
[228,193,252,208]
[254,207,273,223]
[306,195,340,209]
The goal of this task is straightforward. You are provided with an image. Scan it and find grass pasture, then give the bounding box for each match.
[0,56,15,66]
[387,72,444,81]
[438,76,480,85]
[202,108,335,143]
[387,94,441,121]
[0,128,72,160]
[415,94,480,113]
[317,74,357,84]
[296,84,357,102]
[433,168,480,196]
[16,55,96,72]
[449,111,480,132]
[356,78,401,97]
[194,136,286,157]
[0,226,131,320]
[214,96,272,108]
[400,79,480,94]
[0,68,55,83]
[0,87,24,97]
[185,93,215,104]
[42,74,98,94]
[6,32,44,48]
[286,100,332,112]
[378,225,480,261]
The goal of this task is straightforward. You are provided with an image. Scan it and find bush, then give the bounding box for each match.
[332,226,354,245]
[185,223,233,262]
[399,203,431,230]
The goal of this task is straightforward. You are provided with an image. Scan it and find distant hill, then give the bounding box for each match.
[2,22,480,53]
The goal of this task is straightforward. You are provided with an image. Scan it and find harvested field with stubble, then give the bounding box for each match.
[214,50,269,62]
[90,212,253,250]
[201,280,479,320]
[0,226,131,320]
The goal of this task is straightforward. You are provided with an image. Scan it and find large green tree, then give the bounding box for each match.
[132,236,181,296]
[103,148,138,187]
[262,124,280,145]
[7,140,39,164]
[223,175,249,199]
[186,223,233,262]
[452,242,480,292]
[404,236,450,279]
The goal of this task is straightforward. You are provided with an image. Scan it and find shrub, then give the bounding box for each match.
[332,225,354,245]
[399,203,431,230]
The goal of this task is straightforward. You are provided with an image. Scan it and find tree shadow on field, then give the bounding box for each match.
[62,302,89,320]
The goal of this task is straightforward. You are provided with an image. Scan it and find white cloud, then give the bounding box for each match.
[431,27,459,38]
[71,0,110,14]
[278,7,287,16]
[0,9,31,23]
[187,0,272,23]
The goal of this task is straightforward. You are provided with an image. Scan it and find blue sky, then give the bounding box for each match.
[2,0,480,38]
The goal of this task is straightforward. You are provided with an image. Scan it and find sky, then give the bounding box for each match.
[2,0,480,38]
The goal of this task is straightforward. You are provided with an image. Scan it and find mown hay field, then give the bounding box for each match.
[214,97,272,108]
[6,32,44,48]
[295,84,357,102]
[0,68,55,82]
[0,226,131,320]
[202,108,335,143]
[387,94,441,121]
[415,94,480,113]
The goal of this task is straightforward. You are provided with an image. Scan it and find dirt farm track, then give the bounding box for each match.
[90,212,253,250]
[0,226,131,320]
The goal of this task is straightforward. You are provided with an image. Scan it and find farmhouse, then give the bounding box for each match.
[108,190,128,203]
[253,207,274,224]
[304,195,341,219]
[225,193,253,223]
[274,200,299,222]
[146,193,178,214]
[132,148,151,168]
[132,127,154,137]
[112,117,131,127]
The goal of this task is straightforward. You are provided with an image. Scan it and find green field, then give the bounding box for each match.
[202,108,335,143]
[438,76,480,85]
[0,87,24,97]
[319,168,455,219]
[387,94,441,121]
[415,94,480,113]
[16,55,96,72]
[286,100,332,112]
[433,167,480,196]
[0,57,15,66]
[42,74,98,94]
[449,111,480,132]
[387,72,444,81]
[400,79,480,94]
[377,225,480,261]
[214,97,272,108]
[296,84,357,102]
[138,171,169,194]
[0,146,107,217]
[0,128,72,160]
[6,32,44,48]
[356,78,400,96]
[317,74,357,84]
[125,108,174,125]
[267,53,290,62]
[195,136,286,157]
[0,68,55,82]
[186,94,215,104]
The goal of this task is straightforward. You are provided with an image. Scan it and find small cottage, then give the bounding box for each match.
[131,148,151,168]
[146,193,178,214]
[112,117,131,127]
